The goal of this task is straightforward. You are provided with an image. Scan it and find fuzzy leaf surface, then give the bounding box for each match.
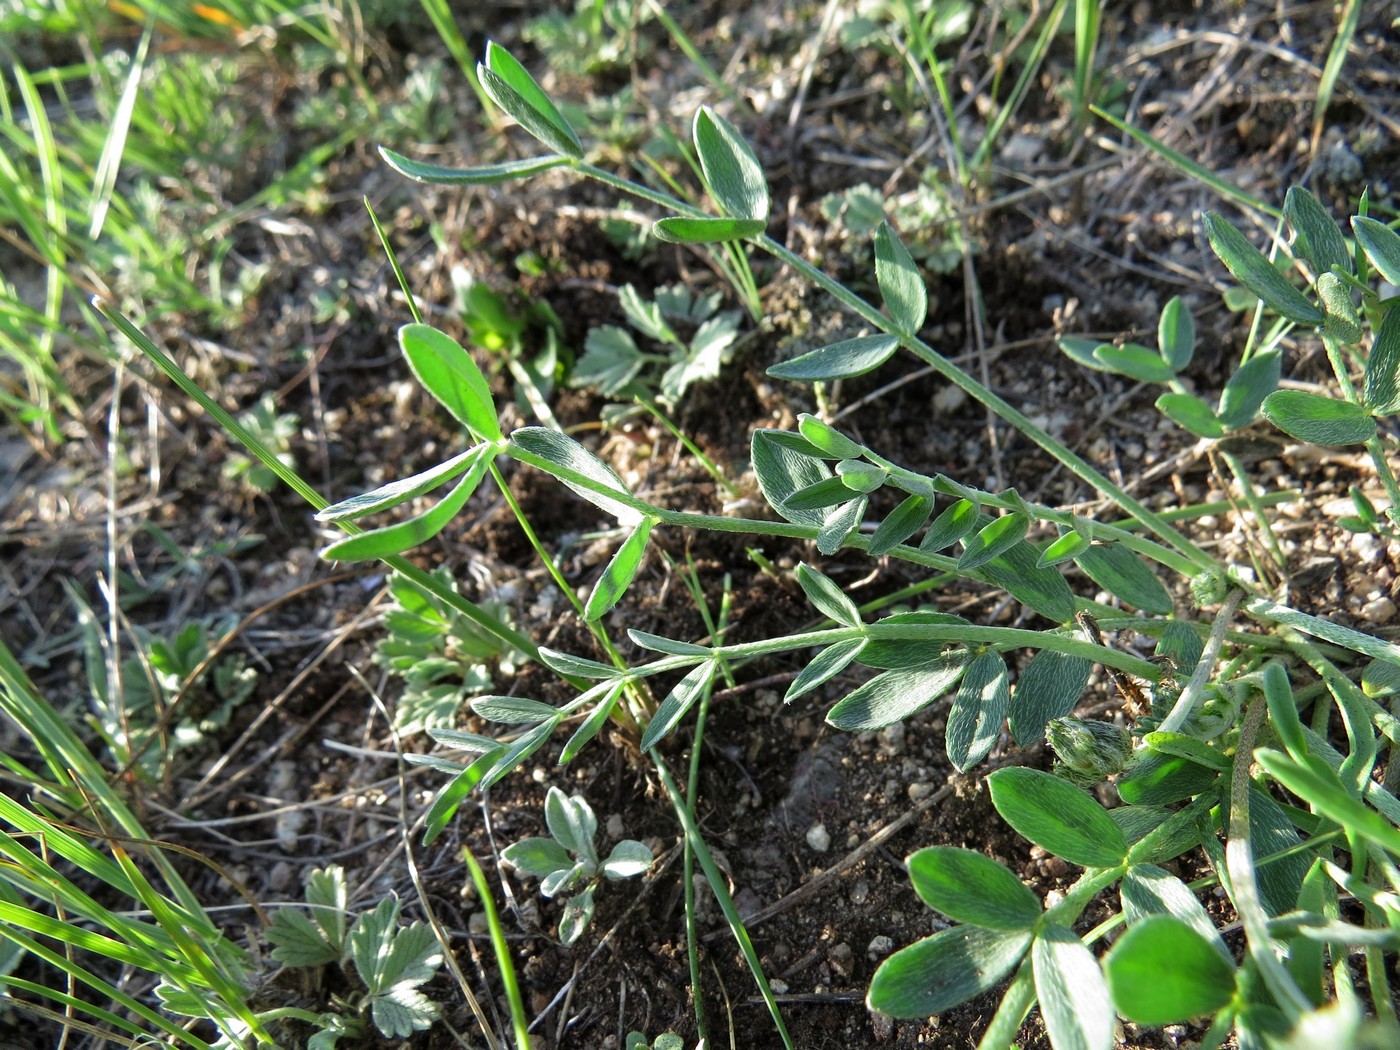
[1203,212,1323,326]
[979,540,1077,624]
[693,106,768,221]
[602,840,653,879]
[1074,542,1173,614]
[826,656,966,731]
[1034,925,1114,1050]
[907,846,1040,929]
[1155,392,1225,438]
[1120,864,1225,954]
[874,221,927,333]
[511,427,642,525]
[786,639,866,703]
[1364,305,1400,416]
[1261,390,1376,446]
[1216,350,1281,429]
[867,926,1032,1018]
[751,429,830,527]
[817,495,865,554]
[766,334,901,381]
[1284,186,1352,277]
[919,498,979,552]
[641,661,717,751]
[795,563,862,626]
[869,494,934,555]
[317,447,485,522]
[988,766,1127,868]
[1007,648,1092,745]
[958,513,1029,570]
[945,650,1009,771]
[1353,215,1400,285]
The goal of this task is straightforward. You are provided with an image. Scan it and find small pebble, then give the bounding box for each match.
[907,782,936,802]
[871,1010,895,1041]
[468,911,489,936]
[829,942,855,978]
[867,935,894,959]
[806,823,831,852]
[878,722,905,755]
[268,861,293,893]
[770,979,789,995]
[850,878,870,905]
[606,813,624,840]
[1361,596,1396,623]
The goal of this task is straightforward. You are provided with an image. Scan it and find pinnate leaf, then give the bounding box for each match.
[987,766,1128,868]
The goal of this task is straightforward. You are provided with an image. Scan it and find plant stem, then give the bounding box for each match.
[976,959,1036,1050]
[1158,590,1244,734]
[463,849,532,1050]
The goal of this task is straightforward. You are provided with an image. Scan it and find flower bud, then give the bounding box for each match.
[1046,716,1132,786]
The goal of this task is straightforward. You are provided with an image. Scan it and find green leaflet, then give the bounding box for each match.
[584,518,658,622]
[1261,390,1376,447]
[399,324,502,441]
[1033,925,1115,1050]
[1074,542,1173,614]
[826,656,967,731]
[1353,215,1400,285]
[640,661,718,752]
[785,639,866,703]
[874,221,927,334]
[795,563,862,626]
[478,41,582,158]
[958,512,1029,570]
[378,148,569,185]
[867,925,1032,1019]
[320,450,490,561]
[817,495,866,555]
[316,446,485,523]
[1007,647,1091,747]
[1217,350,1282,430]
[1203,212,1323,326]
[1155,392,1225,438]
[1157,296,1196,371]
[988,766,1128,868]
[868,494,934,555]
[1284,186,1352,277]
[652,216,766,243]
[766,334,901,381]
[907,846,1040,929]
[1120,864,1227,955]
[692,106,769,222]
[979,540,1078,624]
[945,650,1009,771]
[510,427,642,524]
[920,498,979,552]
[1105,916,1237,1026]
[1363,305,1400,416]
[751,429,831,527]
[1092,342,1177,383]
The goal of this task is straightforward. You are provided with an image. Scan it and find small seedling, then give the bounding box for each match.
[265,865,443,1045]
[375,567,522,734]
[223,394,298,493]
[502,786,653,945]
[571,282,742,416]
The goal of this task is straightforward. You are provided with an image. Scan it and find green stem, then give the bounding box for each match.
[976,958,1036,1050]
[1159,590,1244,734]
[463,849,532,1050]
[1226,693,1311,1019]
[654,756,793,1049]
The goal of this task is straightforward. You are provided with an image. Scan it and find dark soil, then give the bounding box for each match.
[3,2,1399,1049]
